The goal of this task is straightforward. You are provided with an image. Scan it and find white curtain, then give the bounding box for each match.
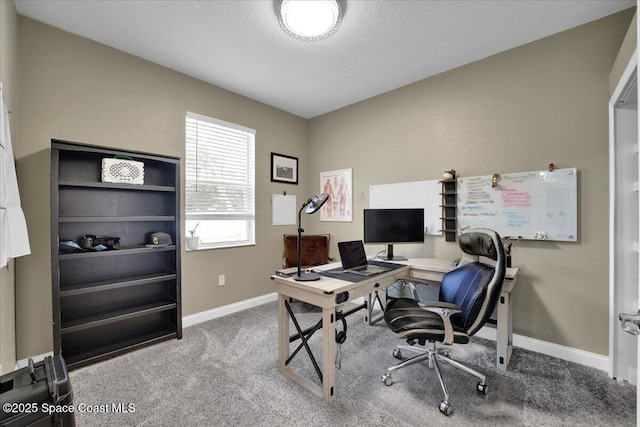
[0,82,30,268]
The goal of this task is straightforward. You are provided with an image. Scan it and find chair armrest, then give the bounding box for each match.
[417,301,460,310]
[397,278,433,300]
[417,301,462,345]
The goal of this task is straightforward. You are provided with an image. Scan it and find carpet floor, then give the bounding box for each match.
[69,300,636,426]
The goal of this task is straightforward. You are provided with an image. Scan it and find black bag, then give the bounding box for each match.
[0,356,75,426]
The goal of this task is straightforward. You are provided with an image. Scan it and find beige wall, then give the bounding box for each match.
[11,8,635,360]
[308,9,635,355]
[610,12,637,95]
[15,17,310,359]
[0,0,19,374]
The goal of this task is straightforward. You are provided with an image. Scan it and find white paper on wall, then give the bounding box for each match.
[272,194,296,226]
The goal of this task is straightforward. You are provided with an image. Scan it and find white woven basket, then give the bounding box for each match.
[101,157,144,185]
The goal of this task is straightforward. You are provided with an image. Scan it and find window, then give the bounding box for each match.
[185,112,255,249]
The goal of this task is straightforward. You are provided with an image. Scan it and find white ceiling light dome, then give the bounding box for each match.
[278,0,342,42]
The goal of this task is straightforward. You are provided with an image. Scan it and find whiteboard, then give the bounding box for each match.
[369,179,442,235]
[457,168,577,241]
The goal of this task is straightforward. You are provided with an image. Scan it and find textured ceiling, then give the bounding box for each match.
[14,0,636,118]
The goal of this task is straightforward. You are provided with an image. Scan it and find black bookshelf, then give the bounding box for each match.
[440,179,457,242]
[51,140,181,369]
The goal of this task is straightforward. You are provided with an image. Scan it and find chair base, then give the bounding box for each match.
[382,341,488,416]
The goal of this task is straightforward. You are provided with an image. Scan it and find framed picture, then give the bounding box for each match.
[271,153,298,184]
[320,168,352,222]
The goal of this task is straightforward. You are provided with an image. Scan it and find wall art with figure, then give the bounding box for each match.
[320,168,352,222]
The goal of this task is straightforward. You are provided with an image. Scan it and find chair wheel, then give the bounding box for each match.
[477,382,488,395]
[382,374,394,386]
[392,348,402,359]
[439,401,453,416]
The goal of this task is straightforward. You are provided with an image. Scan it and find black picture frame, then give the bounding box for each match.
[271,152,298,184]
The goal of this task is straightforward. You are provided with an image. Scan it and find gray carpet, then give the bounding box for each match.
[69,301,636,426]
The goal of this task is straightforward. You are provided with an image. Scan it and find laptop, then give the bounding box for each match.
[337,240,391,276]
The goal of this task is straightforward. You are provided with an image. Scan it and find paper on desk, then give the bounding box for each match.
[272,194,296,225]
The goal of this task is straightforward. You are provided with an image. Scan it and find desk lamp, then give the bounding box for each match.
[294,193,329,281]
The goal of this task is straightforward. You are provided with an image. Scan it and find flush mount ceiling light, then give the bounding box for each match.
[278,0,342,42]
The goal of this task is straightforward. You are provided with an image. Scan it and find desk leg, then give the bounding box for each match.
[277,296,337,403]
[322,307,336,402]
[496,286,514,371]
[365,291,385,325]
[278,294,290,374]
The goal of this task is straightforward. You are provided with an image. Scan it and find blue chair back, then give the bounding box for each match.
[439,229,506,336]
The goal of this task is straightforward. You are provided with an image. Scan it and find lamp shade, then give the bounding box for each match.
[305,192,329,214]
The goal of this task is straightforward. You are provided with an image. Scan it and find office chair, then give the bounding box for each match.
[283,234,333,268]
[381,228,506,416]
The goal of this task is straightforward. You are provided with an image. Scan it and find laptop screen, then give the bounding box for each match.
[338,240,368,270]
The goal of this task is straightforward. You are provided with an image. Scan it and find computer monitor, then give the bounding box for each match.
[363,208,425,260]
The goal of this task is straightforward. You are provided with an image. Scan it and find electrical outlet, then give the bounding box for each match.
[218,275,225,287]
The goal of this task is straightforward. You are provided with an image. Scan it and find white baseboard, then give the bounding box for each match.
[185,294,609,373]
[18,295,606,373]
[15,351,54,370]
[13,294,279,370]
[475,326,609,372]
[182,292,278,328]
[628,368,637,386]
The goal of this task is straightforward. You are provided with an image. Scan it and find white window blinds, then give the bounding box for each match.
[185,112,255,222]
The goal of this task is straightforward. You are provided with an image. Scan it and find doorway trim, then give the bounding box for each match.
[608,49,638,382]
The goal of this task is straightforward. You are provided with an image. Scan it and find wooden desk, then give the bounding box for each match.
[270,258,519,403]
[271,263,410,402]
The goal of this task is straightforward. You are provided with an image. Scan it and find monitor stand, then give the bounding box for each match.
[384,244,407,261]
